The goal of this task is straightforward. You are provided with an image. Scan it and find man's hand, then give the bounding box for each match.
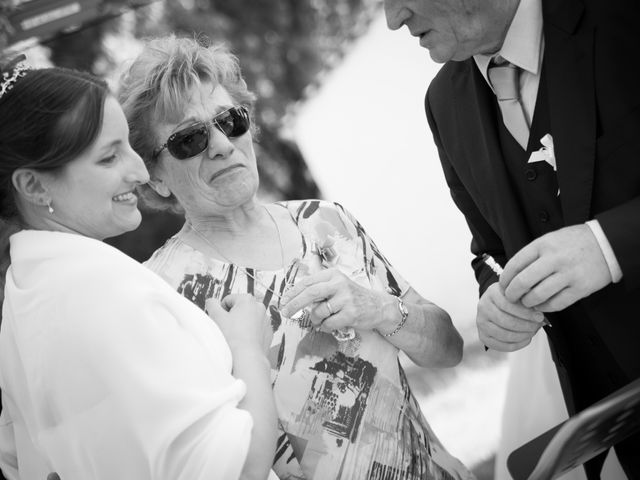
[477,283,546,351]
[500,225,611,312]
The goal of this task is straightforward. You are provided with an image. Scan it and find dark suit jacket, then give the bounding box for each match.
[425,0,640,384]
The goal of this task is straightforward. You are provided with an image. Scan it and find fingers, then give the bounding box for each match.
[500,243,540,292]
[280,270,334,305]
[205,297,227,316]
[519,273,565,308]
[477,283,544,352]
[220,293,259,311]
[480,333,533,352]
[485,284,545,324]
[280,270,341,318]
[530,288,580,312]
[477,309,541,351]
[503,256,557,303]
[500,225,611,310]
[309,299,338,327]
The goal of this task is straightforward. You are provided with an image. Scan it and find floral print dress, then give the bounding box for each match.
[145,200,472,480]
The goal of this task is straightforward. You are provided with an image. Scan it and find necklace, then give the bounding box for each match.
[187,205,293,303]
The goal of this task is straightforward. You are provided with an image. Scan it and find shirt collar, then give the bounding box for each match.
[474,0,544,83]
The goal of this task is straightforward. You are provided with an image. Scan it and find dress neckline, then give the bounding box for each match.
[175,201,308,275]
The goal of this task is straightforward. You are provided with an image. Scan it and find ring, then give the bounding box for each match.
[325,300,334,317]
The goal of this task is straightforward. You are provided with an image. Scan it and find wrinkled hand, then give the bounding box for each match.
[500,225,611,312]
[206,294,271,353]
[477,282,546,351]
[279,268,386,333]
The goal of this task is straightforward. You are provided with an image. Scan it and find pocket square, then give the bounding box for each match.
[528,133,556,170]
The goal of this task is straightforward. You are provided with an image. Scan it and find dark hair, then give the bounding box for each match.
[0,59,110,321]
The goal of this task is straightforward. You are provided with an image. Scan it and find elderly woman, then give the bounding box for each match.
[119,35,472,480]
[0,57,276,480]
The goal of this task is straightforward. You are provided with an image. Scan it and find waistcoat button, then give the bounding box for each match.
[525,168,537,181]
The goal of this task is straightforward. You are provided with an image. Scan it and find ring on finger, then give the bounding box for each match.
[325,299,334,317]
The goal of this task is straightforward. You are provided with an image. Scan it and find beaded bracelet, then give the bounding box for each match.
[384,295,409,337]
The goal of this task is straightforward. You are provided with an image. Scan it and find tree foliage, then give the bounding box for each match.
[0,0,19,50]
[2,0,382,260]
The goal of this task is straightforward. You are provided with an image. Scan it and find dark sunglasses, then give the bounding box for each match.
[153,106,250,160]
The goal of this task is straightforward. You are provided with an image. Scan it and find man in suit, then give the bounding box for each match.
[383,0,640,477]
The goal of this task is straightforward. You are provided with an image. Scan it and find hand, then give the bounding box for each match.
[279,268,387,333]
[206,294,271,353]
[500,225,611,312]
[477,283,546,351]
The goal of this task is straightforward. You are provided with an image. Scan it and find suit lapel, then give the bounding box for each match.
[544,0,596,225]
[452,62,531,249]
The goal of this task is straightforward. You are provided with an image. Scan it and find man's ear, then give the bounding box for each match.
[148,178,172,198]
[11,168,51,207]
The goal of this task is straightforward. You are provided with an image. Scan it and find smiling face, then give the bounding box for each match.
[150,82,259,219]
[41,96,150,240]
[383,0,516,62]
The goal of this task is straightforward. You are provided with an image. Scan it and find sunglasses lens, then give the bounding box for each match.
[215,107,250,138]
[164,107,250,160]
[167,124,209,160]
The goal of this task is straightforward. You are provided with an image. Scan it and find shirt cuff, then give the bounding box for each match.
[586,220,623,283]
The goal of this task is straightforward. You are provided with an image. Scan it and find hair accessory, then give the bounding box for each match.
[0,55,30,101]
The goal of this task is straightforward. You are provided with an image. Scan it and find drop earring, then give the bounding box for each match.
[46,200,54,214]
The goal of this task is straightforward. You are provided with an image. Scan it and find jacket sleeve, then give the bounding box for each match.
[30,271,252,480]
[594,198,640,291]
[425,86,504,296]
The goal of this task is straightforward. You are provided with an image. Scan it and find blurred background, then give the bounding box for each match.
[1,1,511,477]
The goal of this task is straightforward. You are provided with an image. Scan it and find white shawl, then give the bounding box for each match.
[0,230,251,480]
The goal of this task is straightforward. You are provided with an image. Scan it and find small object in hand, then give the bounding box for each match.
[481,253,550,327]
[291,307,355,341]
[481,253,504,277]
[313,221,340,267]
[314,239,339,267]
[480,253,551,352]
[290,308,312,328]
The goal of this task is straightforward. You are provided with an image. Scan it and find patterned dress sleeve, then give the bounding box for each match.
[331,202,411,297]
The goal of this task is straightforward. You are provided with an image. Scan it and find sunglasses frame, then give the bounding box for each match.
[153,105,250,160]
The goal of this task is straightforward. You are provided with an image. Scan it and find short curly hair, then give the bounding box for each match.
[117,34,256,213]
